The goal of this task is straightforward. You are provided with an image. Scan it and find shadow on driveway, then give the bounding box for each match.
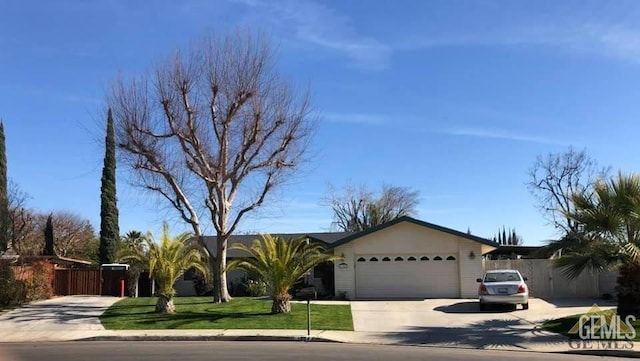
[540,298,617,308]
[0,303,106,325]
[434,301,518,314]
[371,318,567,350]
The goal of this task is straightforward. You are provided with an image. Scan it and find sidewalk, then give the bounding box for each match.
[2,326,640,355]
[1,296,639,358]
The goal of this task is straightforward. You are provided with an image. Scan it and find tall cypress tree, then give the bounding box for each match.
[0,121,8,253]
[502,227,507,246]
[44,214,54,256]
[99,109,119,264]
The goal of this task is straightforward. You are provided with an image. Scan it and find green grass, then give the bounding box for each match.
[542,309,640,341]
[100,297,353,331]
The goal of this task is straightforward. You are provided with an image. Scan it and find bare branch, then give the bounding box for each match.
[527,147,610,235]
[107,31,314,303]
[325,183,419,232]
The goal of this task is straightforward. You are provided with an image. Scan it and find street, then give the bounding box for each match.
[0,342,631,361]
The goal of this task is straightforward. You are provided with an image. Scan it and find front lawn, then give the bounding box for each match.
[543,309,640,341]
[100,297,353,331]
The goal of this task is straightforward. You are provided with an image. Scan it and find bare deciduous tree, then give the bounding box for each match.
[108,32,314,303]
[8,181,35,255]
[527,147,609,235]
[327,183,420,232]
[47,211,96,259]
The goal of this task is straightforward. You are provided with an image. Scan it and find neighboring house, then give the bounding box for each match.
[175,216,499,299]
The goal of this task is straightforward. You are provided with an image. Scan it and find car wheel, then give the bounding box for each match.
[479,302,487,311]
[522,303,529,310]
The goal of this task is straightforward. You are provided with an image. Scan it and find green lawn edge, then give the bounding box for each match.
[542,308,640,341]
[100,296,353,331]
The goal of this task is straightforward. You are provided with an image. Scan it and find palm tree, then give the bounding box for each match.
[227,234,339,314]
[116,230,147,297]
[556,172,640,317]
[117,223,209,314]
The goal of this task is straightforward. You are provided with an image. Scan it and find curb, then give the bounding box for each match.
[77,335,341,343]
[558,349,640,359]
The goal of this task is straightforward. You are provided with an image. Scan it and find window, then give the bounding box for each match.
[394,256,404,261]
[382,257,391,262]
[357,257,366,262]
[369,257,379,262]
[446,256,456,261]
[183,268,197,281]
[312,264,323,278]
[407,256,417,261]
[420,256,429,261]
[484,272,521,283]
[433,256,443,261]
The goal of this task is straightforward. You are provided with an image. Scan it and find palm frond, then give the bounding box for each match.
[119,222,209,298]
[228,234,339,299]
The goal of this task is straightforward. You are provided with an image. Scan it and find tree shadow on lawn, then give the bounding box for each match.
[103,310,274,329]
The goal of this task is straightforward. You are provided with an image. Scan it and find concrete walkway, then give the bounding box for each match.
[0,295,120,342]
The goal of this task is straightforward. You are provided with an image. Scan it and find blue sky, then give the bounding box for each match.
[2,0,640,244]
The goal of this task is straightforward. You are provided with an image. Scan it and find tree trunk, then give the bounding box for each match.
[212,233,231,303]
[617,264,640,318]
[271,295,291,314]
[155,294,175,314]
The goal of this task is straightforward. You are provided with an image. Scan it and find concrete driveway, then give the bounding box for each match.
[350,298,617,350]
[0,295,119,342]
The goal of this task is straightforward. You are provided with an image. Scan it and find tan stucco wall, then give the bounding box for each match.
[333,221,487,299]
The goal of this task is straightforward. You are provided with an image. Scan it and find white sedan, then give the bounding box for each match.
[477,269,529,310]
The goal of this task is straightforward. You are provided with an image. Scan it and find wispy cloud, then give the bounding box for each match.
[231,1,640,69]
[439,127,567,145]
[232,0,390,70]
[396,8,640,64]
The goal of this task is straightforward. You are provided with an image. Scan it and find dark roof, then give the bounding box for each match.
[201,216,499,257]
[488,245,542,254]
[328,216,500,249]
[202,231,353,257]
[486,245,545,259]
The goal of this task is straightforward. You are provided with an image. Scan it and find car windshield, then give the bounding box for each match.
[484,272,521,283]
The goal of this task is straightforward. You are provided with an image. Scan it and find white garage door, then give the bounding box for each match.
[355,254,460,299]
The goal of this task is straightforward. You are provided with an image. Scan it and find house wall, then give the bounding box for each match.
[333,221,487,299]
[458,239,484,298]
[174,269,246,297]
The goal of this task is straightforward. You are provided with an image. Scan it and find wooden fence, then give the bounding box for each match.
[484,259,617,298]
[53,269,102,296]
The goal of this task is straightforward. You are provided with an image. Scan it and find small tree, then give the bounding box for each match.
[117,230,146,296]
[327,183,419,232]
[43,214,54,256]
[528,147,609,235]
[228,234,339,314]
[117,224,209,313]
